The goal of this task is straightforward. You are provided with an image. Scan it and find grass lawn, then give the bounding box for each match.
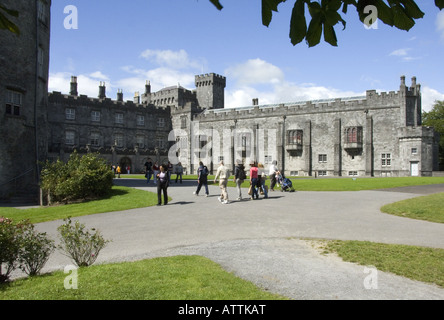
[381,192,444,224]
[318,240,444,288]
[0,186,163,224]
[0,256,285,300]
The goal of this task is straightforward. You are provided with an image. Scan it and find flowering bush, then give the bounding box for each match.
[57,218,110,267]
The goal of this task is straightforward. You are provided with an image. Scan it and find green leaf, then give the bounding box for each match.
[289,0,307,45]
[262,0,287,27]
[208,0,223,10]
[400,0,425,19]
[392,4,415,30]
[323,23,338,46]
[306,15,323,47]
[436,0,444,10]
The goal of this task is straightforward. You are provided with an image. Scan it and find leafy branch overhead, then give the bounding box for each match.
[210,0,444,47]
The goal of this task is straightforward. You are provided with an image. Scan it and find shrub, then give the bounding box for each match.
[40,151,114,204]
[57,218,110,267]
[0,217,21,283]
[18,221,55,276]
[0,217,54,282]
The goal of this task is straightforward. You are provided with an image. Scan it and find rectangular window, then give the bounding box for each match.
[264,155,273,164]
[318,170,327,176]
[65,131,75,145]
[136,135,144,148]
[66,108,75,120]
[5,90,22,116]
[90,132,100,147]
[318,154,327,163]
[287,130,303,145]
[348,171,358,176]
[115,113,124,124]
[38,47,44,77]
[156,137,166,149]
[181,116,187,129]
[137,115,145,126]
[38,0,48,25]
[382,153,391,167]
[114,133,124,147]
[157,118,165,127]
[411,148,418,155]
[91,111,101,122]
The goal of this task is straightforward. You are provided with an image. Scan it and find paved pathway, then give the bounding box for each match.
[19,179,444,299]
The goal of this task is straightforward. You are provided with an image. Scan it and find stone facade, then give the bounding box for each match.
[1,2,440,203]
[0,0,51,201]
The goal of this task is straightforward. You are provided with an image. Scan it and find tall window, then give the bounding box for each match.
[381,153,391,167]
[157,117,165,127]
[136,135,144,148]
[115,113,124,124]
[137,115,145,126]
[65,131,75,145]
[5,90,22,116]
[345,127,363,143]
[65,108,75,120]
[318,154,327,163]
[90,132,100,147]
[91,111,101,122]
[114,133,124,147]
[287,130,303,145]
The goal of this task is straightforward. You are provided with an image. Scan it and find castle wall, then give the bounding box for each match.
[0,0,51,200]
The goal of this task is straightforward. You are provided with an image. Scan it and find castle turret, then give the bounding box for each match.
[98,82,106,99]
[195,73,226,110]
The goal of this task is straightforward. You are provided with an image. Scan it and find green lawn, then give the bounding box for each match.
[0,256,285,300]
[319,240,444,288]
[0,186,162,224]
[381,192,444,224]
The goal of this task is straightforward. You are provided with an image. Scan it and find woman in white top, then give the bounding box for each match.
[268,160,278,191]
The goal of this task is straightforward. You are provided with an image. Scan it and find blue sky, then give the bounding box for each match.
[48,0,444,112]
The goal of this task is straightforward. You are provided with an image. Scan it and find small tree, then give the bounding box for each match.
[57,218,110,267]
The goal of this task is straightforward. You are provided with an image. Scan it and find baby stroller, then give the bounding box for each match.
[277,173,295,192]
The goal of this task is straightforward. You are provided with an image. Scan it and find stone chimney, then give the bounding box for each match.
[98,82,106,99]
[145,80,151,94]
[252,98,259,106]
[117,89,123,102]
[70,76,78,96]
[134,91,140,104]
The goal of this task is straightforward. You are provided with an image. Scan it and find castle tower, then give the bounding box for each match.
[399,75,421,127]
[0,0,51,202]
[195,73,226,110]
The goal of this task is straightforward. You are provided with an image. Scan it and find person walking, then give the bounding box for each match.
[156,164,169,206]
[116,164,121,178]
[214,160,230,204]
[268,160,278,191]
[193,161,209,196]
[234,160,246,200]
[258,162,268,198]
[175,162,183,184]
[152,162,159,184]
[249,161,259,200]
[144,159,153,184]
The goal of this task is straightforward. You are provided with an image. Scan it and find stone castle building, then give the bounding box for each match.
[0,0,51,201]
[0,0,440,203]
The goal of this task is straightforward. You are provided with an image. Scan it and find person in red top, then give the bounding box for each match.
[249,161,259,200]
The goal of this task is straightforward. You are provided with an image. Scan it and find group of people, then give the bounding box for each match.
[195,159,281,204]
[142,158,281,206]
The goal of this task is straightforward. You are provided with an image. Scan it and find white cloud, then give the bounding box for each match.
[224,59,363,108]
[436,10,444,39]
[48,71,115,98]
[389,48,410,57]
[140,49,205,70]
[225,58,285,86]
[422,86,444,112]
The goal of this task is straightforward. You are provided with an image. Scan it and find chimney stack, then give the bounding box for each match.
[145,80,151,94]
[70,76,78,96]
[98,82,106,99]
[134,91,140,104]
[252,98,259,106]
[117,89,123,102]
